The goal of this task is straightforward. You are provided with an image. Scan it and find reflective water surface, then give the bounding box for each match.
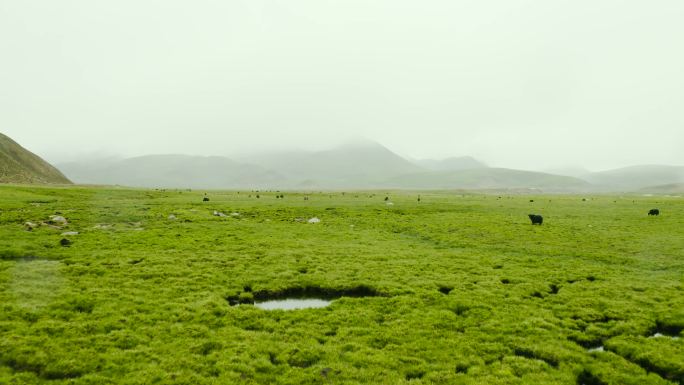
[254,298,332,310]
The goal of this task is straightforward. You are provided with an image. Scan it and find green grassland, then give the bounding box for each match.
[0,185,682,384]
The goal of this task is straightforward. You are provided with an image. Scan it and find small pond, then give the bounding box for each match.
[650,332,680,340]
[254,298,332,310]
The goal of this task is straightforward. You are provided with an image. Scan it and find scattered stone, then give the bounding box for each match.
[49,215,68,225]
[308,217,321,224]
[230,212,240,217]
[59,238,72,247]
[213,211,228,217]
[587,346,604,352]
[24,221,39,231]
[61,231,79,236]
[168,214,177,220]
[93,224,112,230]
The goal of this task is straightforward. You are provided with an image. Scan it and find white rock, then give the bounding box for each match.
[308,217,321,224]
[168,214,177,220]
[231,212,240,217]
[61,231,79,236]
[386,202,394,206]
[25,221,39,229]
[49,215,68,224]
[213,211,228,217]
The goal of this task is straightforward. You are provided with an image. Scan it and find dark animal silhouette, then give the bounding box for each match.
[203,197,209,202]
[528,214,543,225]
[648,209,660,216]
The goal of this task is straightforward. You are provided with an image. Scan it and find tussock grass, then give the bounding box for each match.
[0,185,682,384]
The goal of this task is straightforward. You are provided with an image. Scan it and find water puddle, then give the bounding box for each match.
[254,298,332,310]
[226,285,383,309]
[649,333,680,340]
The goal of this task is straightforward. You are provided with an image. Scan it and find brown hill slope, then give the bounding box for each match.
[0,133,71,184]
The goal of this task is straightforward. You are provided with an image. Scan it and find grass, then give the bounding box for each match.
[0,185,682,384]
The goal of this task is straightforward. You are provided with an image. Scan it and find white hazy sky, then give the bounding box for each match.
[1,0,683,171]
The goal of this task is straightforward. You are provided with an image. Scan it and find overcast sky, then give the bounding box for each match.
[1,0,683,171]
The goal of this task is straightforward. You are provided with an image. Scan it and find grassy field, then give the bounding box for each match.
[0,185,682,384]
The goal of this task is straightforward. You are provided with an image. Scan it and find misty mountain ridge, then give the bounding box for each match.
[413,156,488,171]
[58,154,284,189]
[581,164,684,190]
[53,140,684,192]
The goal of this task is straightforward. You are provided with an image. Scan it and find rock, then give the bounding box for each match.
[386,202,394,206]
[61,231,79,236]
[49,215,68,225]
[59,238,72,247]
[213,211,228,217]
[231,212,240,217]
[93,224,112,230]
[24,221,39,230]
[308,217,321,224]
[168,214,177,220]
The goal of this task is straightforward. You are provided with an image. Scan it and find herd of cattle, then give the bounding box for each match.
[199,195,662,226]
[529,208,660,225]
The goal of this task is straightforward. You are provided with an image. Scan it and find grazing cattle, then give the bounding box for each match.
[648,209,660,216]
[528,214,543,225]
[203,197,209,202]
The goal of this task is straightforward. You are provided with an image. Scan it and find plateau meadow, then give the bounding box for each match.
[0,185,682,384]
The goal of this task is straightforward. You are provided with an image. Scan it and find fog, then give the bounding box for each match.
[1,0,683,171]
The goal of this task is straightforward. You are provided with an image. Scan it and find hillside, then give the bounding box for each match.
[0,133,71,184]
[581,165,684,191]
[638,183,684,194]
[413,156,488,171]
[383,168,591,191]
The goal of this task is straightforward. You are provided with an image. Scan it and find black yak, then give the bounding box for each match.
[648,209,660,216]
[528,214,543,225]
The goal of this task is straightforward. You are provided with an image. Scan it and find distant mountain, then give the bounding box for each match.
[637,183,684,194]
[241,140,425,187]
[543,166,592,178]
[413,156,488,171]
[0,132,71,184]
[52,140,684,192]
[382,168,590,191]
[57,154,284,189]
[581,165,684,191]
